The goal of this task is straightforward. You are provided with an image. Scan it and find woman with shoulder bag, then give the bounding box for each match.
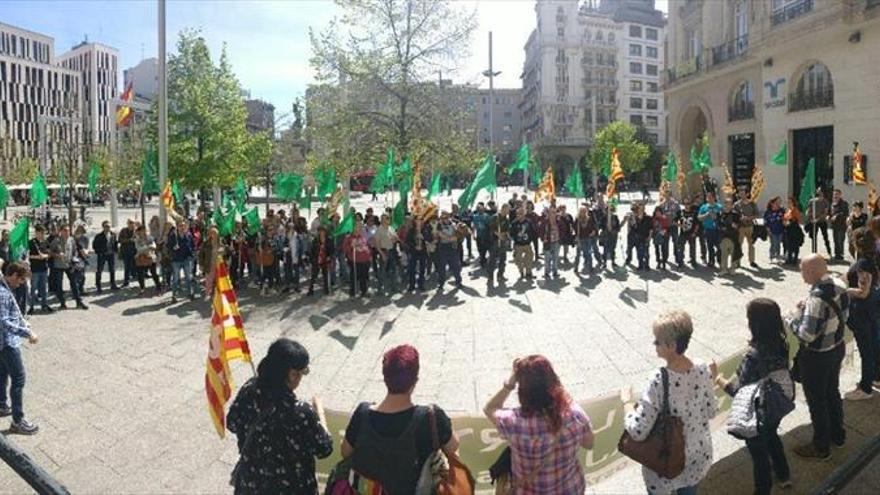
[715,299,793,494]
[339,344,462,495]
[624,310,717,495]
[133,225,161,296]
[227,338,333,494]
[842,227,880,401]
[483,355,594,494]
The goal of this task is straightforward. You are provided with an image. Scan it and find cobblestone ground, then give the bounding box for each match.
[0,194,846,493]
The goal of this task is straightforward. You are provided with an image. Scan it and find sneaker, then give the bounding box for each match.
[750,262,759,269]
[0,405,11,417]
[76,303,89,310]
[10,419,39,435]
[793,443,830,461]
[27,307,34,316]
[844,388,874,401]
[171,296,178,304]
[41,306,54,314]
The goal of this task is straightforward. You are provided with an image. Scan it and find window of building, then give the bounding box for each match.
[729,80,754,120]
[630,97,643,109]
[646,115,659,127]
[647,133,658,143]
[630,80,643,92]
[646,64,658,76]
[629,25,642,38]
[647,82,659,93]
[629,44,642,56]
[646,28,658,41]
[608,32,615,42]
[790,62,833,111]
[630,114,643,125]
[558,27,565,37]
[686,29,701,60]
[630,62,642,74]
[647,46,658,58]
[646,99,658,110]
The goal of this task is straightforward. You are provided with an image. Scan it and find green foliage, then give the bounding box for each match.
[151,30,268,189]
[5,158,39,185]
[587,121,650,174]
[307,0,478,175]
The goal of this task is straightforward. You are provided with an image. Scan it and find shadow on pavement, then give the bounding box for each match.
[700,397,880,494]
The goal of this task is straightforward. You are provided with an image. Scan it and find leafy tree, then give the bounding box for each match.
[587,121,651,174]
[308,0,478,175]
[150,30,267,190]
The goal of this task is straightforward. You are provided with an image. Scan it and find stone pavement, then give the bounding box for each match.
[0,196,857,493]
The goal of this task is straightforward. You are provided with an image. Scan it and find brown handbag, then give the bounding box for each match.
[618,368,686,479]
[424,406,476,495]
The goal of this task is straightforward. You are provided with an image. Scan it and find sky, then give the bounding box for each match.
[2,0,667,126]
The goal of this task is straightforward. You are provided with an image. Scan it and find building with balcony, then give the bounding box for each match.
[0,22,82,175]
[666,0,880,202]
[520,0,666,183]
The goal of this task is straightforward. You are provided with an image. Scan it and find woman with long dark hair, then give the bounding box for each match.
[483,355,594,493]
[763,197,785,262]
[842,227,880,401]
[227,339,332,494]
[715,299,792,494]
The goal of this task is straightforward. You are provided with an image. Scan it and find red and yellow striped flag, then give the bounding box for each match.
[533,167,555,203]
[116,82,133,126]
[161,180,175,212]
[853,142,867,185]
[206,257,252,437]
[609,148,625,183]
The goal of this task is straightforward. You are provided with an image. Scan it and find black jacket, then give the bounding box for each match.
[309,237,335,266]
[92,231,118,256]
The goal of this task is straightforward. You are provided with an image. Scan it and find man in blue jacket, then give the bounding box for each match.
[0,261,40,435]
[167,220,196,303]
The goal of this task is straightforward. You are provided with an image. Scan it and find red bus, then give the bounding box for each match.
[350,171,375,192]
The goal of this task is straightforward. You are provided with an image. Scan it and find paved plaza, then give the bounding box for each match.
[0,195,868,493]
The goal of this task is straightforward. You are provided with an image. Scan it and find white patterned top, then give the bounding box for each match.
[625,361,718,494]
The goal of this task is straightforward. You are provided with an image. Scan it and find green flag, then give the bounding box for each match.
[222,193,236,215]
[427,173,442,201]
[445,176,453,196]
[87,163,100,197]
[9,218,29,260]
[274,173,303,201]
[663,153,678,182]
[395,157,413,192]
[599,148,612,178]
[234,176,248,207]
[506,143,530,174]
[142,150,160,194]
[315,166,337,198]
[30,172,48,208]
[171,180,184,205]
[333,210,355,238]
[244,207,262,236]
[298,187,312,210]
[689,144,700,175]
[530,163,542,186]
[370,148,396,193]
[799,158,816,211]
[212,208,235,237]
[0,177,8,210]
[564,165,585,197]
[771,142,787,166]
[457,155,497,209]
[392,191,408,229]
[698,144,712,170]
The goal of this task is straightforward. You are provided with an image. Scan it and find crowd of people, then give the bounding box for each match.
[215,246,869,495]
[1,172,878,494]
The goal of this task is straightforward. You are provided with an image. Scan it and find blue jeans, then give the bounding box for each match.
[576,238,596,271]
[376,251,398,293]
[544,242,559,276]
[769,232,782,260]
[29,271,48,309]
[0,346,27,423]
[436,245,461,286]
[705,229,720,266]
[407,251,428,289]
[171,258,194,297]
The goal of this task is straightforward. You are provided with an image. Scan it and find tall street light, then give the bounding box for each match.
[482,31,501,197]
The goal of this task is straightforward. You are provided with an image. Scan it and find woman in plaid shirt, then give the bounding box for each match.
[484,355,594,493]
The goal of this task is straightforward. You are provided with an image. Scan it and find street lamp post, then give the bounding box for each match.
[482,31,501,199]
[158,0,169,227]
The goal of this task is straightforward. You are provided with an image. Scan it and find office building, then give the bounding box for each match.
[520,0,666,176]
[0,22,82,175]
[57,40,120,150]
[666,0,880,201]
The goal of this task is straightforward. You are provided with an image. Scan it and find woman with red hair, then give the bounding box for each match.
[341,344,460,494]
[483,355,594,493]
